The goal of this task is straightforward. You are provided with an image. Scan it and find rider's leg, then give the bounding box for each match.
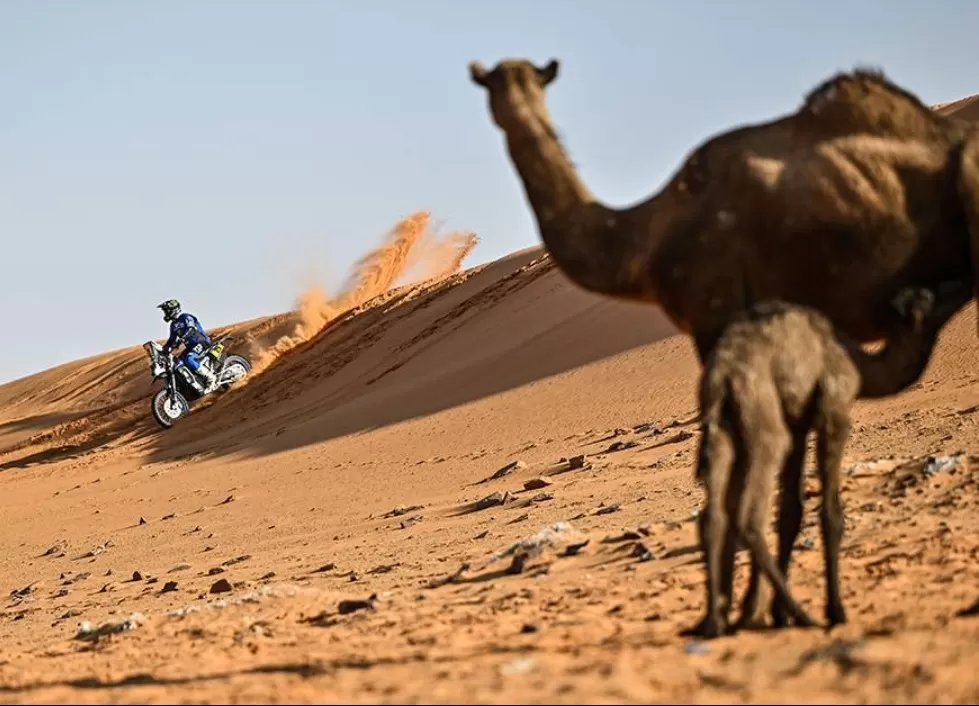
[184,347,217,390]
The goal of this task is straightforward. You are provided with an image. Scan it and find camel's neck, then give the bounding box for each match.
[843,328,939,398]
[502,118,650,300]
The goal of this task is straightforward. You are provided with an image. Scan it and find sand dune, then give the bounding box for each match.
[1,97,979,703]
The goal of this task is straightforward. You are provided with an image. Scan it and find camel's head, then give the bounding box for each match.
[468,58,559,133]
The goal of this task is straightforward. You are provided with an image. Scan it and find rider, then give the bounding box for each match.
[157,299,218,391]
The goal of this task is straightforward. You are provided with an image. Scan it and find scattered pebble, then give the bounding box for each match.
[75,613,143,642]
[209,578,233,594]
[605,440,639,453]
[483,460,526,483]
[161,581,179,593]
[595,503,621,516]
[684,640,710,656]
[382,505,424,518]
[337,593,378,615]
[475,491,512,511]
[523,478,552,491]
[221,554,252,567]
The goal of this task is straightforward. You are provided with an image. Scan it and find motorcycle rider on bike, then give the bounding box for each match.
[157,299,218,392]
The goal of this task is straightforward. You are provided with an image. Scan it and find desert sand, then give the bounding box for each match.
[1,103,979,705]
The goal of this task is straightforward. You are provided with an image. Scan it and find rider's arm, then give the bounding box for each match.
[163,322,181,354]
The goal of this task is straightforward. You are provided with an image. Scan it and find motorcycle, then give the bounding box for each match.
[142,334,252,429]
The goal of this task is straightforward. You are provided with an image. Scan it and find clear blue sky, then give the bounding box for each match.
[2,0,977,384]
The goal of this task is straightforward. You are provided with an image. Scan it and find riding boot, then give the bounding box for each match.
[196,363,218,392]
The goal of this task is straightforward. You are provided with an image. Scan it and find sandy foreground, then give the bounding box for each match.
[0,236,978,704]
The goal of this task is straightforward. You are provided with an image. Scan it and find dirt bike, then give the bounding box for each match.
[142,334,252,429]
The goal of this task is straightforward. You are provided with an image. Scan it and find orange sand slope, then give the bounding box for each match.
[0,99,978,704]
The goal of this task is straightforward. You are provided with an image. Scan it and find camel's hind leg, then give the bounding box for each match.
[738,424,808,630]
[814,397,852,627]
[684,412,738,639]
[732,381,818,630]
[771,425,810,628]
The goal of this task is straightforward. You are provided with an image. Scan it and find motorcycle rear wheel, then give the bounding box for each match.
[152,389,189,429]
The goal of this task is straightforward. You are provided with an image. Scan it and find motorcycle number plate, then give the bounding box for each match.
[210,344,224,358]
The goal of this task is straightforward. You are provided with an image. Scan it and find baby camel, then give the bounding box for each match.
[688,281,970,639]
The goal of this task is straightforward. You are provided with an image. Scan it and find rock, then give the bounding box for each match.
[595,503,621,516]
[561,539,590,557]
[259,572,276,580]
[169,563,192,573]
[131,571,143,582]
[523,478,552,491]
[399,515,423,529]
[313,563,336,573]
[684,640,710,655]
[209,578,233,594]
[567,455,588,470]
[207,567,225,576]
[475,491,511,511]
[520,622,539,634]
[75,613,143,642]
[161,513,176,520]
[484,460,527,482]
[632,542,654,562]
[606,440,639,453]
[161,581,178,593]
[531,493,554,503]
[337,593,378,615]
[221,495,235,505]
[382,505,424,518]
[138,517,147,525]
[221,554,251,567]
[368,563,399,575]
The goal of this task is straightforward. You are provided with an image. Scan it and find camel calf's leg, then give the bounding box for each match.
[685,415,737,638]
[733,389,818,630]
[814,401,850,627]
[770,426,809,628]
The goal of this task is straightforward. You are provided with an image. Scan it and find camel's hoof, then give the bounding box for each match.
[734,613,770,632]
[826,605,848,628]
[771,602,789,628]
[681,615,727,640]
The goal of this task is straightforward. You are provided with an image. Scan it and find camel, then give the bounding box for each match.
[686,280,971,639]
[468,58,979,377]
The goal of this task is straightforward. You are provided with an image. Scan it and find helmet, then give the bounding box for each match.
[157,299,181,322]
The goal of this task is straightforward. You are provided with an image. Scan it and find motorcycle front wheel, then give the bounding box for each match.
[152,389,189,429]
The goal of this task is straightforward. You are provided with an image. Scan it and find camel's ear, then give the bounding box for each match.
[469,61,489,87]
[536,59,559,86]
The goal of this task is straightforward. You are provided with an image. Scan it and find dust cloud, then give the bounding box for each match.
[250,210,478,376]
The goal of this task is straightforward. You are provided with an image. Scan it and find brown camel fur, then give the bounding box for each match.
[468,58,979,377]
[685,281,971,639]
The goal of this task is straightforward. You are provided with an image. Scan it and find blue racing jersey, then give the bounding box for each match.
[164,312,211,352]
